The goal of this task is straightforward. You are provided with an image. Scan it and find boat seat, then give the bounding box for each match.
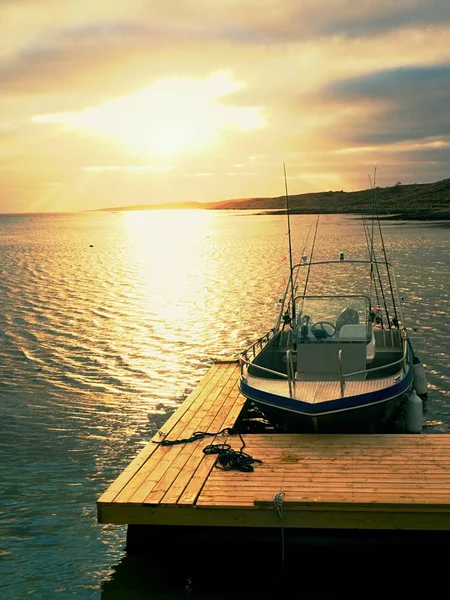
[296,341,367,377]
[338,324,368,341]
[336,307,360,331]
[339,324,375,363]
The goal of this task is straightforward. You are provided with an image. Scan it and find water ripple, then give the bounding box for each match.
[0,212,448,598]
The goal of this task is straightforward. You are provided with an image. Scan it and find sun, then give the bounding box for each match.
[33,72,265,158]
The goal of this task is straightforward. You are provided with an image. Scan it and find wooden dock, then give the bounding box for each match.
[97,361,450,533]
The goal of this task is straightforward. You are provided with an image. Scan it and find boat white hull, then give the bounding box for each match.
[240,388,408,433]
[239,369,414,433]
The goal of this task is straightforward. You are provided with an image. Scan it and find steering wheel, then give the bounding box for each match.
[311,321,336,339]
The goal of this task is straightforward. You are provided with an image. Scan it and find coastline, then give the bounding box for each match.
[259,210,450,221]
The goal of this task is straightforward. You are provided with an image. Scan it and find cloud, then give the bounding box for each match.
[319,63,450,144]
[314,0,450,37]
[2,1,450,104]
[0,17,247,98]
[0,31,149,95]
[2,1,450,211]
[2,1,450,75]
[129,0,450,44]
[327,63,450,101]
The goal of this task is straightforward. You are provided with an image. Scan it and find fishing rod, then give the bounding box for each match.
[374,206,399,327]
[284,163,296,324]
[291,214,319,337]
[276,219,314,333]
[362,214,387,329]
[283,220,315,330]
[368,170,376,266]
[362,216,381,304]
[300,214,320,300]
[368,168,394,329]
[294,220,314,288]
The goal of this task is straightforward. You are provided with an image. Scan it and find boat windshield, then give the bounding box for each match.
[294,295,371,343]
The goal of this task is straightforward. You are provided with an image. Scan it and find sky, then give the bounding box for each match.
[1,0,450,213]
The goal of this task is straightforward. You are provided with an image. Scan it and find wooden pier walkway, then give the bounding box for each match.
[97,361,450,532]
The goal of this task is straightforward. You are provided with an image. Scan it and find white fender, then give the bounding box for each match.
[413,356,428,397]
[405,389,423,433]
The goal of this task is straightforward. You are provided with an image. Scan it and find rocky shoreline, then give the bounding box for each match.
[264,209,450,221]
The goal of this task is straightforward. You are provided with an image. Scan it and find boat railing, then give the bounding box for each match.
[286,349,295,397]
[342,344,408,379]
[240,329,410,399]
[242,329,276,360]
[336,337,409,396]
[239,357,289,380]
[338,349,345,396]
[239,329,289,380]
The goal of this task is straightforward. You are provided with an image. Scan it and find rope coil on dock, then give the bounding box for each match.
[154,428,262,472]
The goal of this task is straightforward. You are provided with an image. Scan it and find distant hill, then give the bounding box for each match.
[208,178,450,219]
[101,178,450,219]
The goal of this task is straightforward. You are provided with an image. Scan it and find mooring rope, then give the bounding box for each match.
[274,492,285,564]
[155,428,262,472]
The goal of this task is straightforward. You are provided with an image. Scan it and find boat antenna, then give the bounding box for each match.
[372,171,399,326]
[368,169,376,267]
[368,168,393,328]
[301,214,320,300]
[362,214,387,329]
[284,163,296,324]
[293,220,313,292]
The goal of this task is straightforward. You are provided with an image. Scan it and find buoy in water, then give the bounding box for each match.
[413,356,428,398]
[405,389,423,433]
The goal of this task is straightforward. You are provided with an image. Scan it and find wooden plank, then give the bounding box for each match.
[176,453,225,506]
[174,362,237,431]
[107,363,229,504]
[160,388,244,505]
[154,369,246,506]
[154,361,224,439]
[199,459,440,469]
[143,433,231,505]
[198,489,450,502]
[171,380,246,506]
[197,432,450,509]
[97,363,450,534]
[254,498,450,510]
[200,479,450,489]
[98,363,221,504]
[116,362,238,504]
[114,445,183,503]
[157,441,218,505]
[197,492,450,506]
[163,362,233,438]
[98,502,450,530]
[238,435,450,447]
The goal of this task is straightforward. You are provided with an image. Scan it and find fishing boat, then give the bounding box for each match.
[238,175,428,433]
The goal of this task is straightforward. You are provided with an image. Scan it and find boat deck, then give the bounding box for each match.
[246,372,397,403]
[97,361,450,531]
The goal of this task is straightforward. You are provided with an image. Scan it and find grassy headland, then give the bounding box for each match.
[103,178,450,219]
[210,178,450,219]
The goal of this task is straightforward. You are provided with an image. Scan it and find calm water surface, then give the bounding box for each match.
[1,211,449,598]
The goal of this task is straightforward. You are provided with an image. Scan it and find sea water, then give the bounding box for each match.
[0,211,449,598]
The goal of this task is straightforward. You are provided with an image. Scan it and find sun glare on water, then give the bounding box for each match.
[33,72,265,158]
[122,209,211,322]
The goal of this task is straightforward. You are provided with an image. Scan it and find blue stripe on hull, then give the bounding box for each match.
[239,369,413,418]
